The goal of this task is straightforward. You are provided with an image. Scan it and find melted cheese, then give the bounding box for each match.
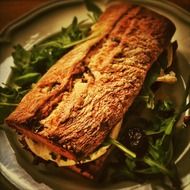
[25,120,122,166]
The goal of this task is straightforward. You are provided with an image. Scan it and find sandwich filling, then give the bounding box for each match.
[25,120,122,166]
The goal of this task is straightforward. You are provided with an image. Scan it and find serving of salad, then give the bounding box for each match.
[0,1,190,190]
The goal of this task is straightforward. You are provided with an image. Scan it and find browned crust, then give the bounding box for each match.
[13,125,76,160]
[6,3,176,168]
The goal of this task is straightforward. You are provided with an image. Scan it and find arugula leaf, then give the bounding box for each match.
[12,45,31,72]
[125,158,136,171]
[109,138,136,159]
[162,116,176,136]
[142,156,172,177]
[139,62,161,109]
[109,76,190,188]
[0,85,29,123]
[178,76,190,115]
[157,100,174,112]
[84,0,102,22]
[15,72,41,86]
[37,17,90,50]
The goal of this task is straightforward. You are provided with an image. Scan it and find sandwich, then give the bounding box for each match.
[5,3,176,179]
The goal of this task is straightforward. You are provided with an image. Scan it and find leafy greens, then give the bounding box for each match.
[108,73,190,189]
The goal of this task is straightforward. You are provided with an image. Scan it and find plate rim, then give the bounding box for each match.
[0,0,83,44]
[0,0,190,44]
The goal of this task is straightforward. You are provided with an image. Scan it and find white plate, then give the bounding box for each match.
[0,0,190,190]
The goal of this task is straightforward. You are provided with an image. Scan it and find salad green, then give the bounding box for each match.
[108,87,190,188]
[106,54,190,188]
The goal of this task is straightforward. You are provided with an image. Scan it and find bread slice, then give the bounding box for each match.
[6,3,175,178]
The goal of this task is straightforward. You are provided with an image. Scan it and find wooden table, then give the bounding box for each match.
[0,0,190,31]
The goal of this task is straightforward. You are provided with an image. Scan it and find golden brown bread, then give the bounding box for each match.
[6,3,176,178]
